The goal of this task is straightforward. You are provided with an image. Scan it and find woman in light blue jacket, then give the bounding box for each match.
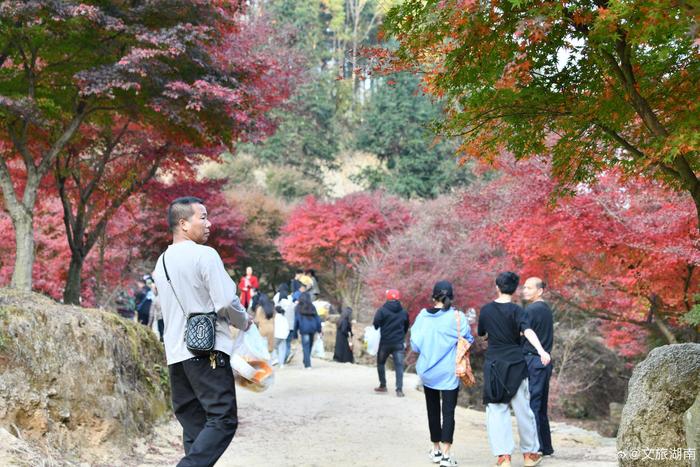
[411,280,474,467]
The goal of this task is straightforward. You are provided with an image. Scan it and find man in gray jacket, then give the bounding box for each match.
[152,196,250,467]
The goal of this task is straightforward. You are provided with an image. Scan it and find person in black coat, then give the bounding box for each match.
[333,306,354,363]
[372,289,409,397]
[135,276,152,326]
[293,292,322,368]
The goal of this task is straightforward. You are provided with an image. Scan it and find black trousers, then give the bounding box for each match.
[169,352,238,467]
[424,386,459,444]
[526,354,554,455]
[157,319,165,342]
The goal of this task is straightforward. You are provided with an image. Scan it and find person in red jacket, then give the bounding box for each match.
[238,266,259,309]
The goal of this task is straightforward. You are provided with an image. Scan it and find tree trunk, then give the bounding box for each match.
[10,212,35,291]
[63,253,85,305]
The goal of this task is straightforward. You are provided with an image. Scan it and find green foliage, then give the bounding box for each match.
[265,167,322,201]
[682,295,700,327]
[200,152,257,186]
[268,0,327,61]
[383,0,700,217]
[237,76,340,181]
[355,73,473,198]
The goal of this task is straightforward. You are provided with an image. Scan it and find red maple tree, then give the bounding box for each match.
[277,192,412,307]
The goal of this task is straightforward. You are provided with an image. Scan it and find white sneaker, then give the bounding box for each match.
[440,455,458,467]
[429,449,443,463]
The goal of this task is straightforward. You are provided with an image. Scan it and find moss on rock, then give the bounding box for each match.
[0,288,170,462]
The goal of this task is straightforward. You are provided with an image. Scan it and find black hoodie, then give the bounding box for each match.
[373,300,409,347]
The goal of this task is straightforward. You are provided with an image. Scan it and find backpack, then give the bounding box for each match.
[455,311,476,387]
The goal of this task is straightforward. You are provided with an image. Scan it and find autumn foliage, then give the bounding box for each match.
[0,1,301,294]
[277,192,411,306]
[360,155,699,354]
[379,0,700,228]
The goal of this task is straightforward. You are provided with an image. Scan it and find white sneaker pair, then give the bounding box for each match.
[428,448,457,466]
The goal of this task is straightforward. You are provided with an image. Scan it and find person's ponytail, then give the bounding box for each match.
[442,296,452,310]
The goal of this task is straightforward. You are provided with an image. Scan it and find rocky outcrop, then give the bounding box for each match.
[0,289,170,463]
[617,343,700,467]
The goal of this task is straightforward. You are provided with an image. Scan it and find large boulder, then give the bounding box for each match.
[0,289,170,463]
[617,343,700,467]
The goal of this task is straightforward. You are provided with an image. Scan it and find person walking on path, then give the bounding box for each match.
[252,288,275,353]
[290,269,303,295]
[306,269,320,300]
[410,281,474,467]
[274,283,296,364]
[273,304,290,368]
[135,276,153,326]
[238,266,259,310]
[152,196,250,467]
[147,283,164,342]
[373,289,409,397]
[333,306,354,363]
[477,272,551,467]
[293,292,322,369]
[522,277,554,457]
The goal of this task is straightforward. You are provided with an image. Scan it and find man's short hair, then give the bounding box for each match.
[496,271,520,295]
[533,278,546,290]
[168,196,203,232]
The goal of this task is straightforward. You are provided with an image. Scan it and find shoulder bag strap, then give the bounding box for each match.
[455,309,461,341]
[162,252,188,320]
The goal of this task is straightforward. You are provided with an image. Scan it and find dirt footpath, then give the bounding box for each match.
[130,356,617,467]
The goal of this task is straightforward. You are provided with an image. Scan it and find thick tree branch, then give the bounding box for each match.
[682,264,696,312]
[0,152,27,218]
[83,144,170,253]
[649,294,678,344]
[35,101,88,183]
[7,122,37,174]
[57,169,77,252]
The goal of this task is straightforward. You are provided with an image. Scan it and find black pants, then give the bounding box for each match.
[169,352,238,467]
[424,386,459,444]
[377,343,405,391]
[526,354,554,455]
[157,319,165,342]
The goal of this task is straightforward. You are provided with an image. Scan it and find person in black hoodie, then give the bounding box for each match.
[293,292,322,369]
[373,289,409,397]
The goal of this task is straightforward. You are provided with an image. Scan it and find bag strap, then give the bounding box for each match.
[162,252,188,320]
[455,310,471,351]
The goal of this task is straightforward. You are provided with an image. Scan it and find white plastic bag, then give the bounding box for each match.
[364,326,380,356]
[312,334,325,358]
[231,324,274,392]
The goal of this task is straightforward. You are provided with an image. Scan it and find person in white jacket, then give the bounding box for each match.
[274,283,296,364]
[273,305,290,368]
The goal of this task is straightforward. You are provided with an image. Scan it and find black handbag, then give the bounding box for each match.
[162,253,217,356]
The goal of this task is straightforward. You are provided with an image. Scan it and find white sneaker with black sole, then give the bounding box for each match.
[440,455,458,466]
[429,449,443,463]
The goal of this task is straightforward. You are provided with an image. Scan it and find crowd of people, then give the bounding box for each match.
[237,267,325,370]
[116,274,164,342]
[115,262,324,369]
[121,196,554,467]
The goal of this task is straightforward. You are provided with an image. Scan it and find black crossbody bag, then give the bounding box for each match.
[162,253,217,356]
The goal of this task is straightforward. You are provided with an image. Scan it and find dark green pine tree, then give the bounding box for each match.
[356,73,473,198]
